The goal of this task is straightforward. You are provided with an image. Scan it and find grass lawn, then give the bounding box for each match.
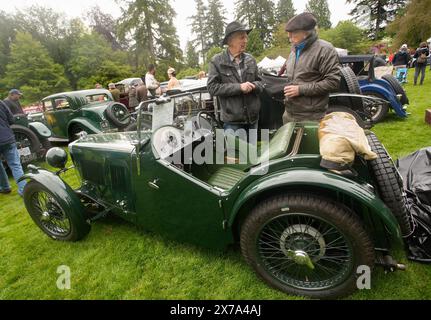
[1,70,431,300]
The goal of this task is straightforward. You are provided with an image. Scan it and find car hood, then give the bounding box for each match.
[70,131,152,153]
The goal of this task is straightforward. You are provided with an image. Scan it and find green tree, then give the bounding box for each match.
[117,0,182,71]
[0,11,17,79]
[387,0,431,48]
[346,0,407,39]
[247,29,265,56]
[276,0,296,24]
[319,21,372,54]
[306,0,332,29]
[189,0,209,64]
[206,0,227,48]
[2,32,70,103]
[67,33,132,89]
[185,41,200,69]
[235,0,276,47]
[86,6,125,50]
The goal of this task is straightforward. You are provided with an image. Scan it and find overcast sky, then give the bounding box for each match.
[2,0,354,49]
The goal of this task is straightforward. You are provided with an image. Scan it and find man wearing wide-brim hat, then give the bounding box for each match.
[207,21,263,141]
[281,12,340,123]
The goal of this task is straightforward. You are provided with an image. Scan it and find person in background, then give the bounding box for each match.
[3,89,24,115]
[108,83,121,102]
[413,42,430,86]
[128,79,141,110]
[95,83,103,89]
[198,71,206,80]
[0,100,26,196]
[145,64,160,97]
[282,12,340,122]
[393,44,411,67]
[167,68,181,90]
[136,80,148,103]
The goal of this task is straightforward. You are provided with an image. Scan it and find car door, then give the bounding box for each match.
[45,97,74,139]
[133,151,231,249]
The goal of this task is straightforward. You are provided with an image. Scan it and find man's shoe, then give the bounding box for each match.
[0,189,12,194]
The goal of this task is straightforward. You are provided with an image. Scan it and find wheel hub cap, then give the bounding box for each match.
[41,211,50,222]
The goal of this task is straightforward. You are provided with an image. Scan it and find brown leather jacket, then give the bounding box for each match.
[284,32,341,122]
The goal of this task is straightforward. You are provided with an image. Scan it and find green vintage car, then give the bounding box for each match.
[41,89,131,141]
[19,93,414,299]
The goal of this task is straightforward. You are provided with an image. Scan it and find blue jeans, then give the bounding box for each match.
[223,122,258,144]
[0,143,26,195]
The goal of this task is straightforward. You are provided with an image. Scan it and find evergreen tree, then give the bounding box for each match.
[67,33,132,89]
[185,41,200,69]
[2,32,70,103]
[247,29,264,57]
[117,0,182,71]
[346,0,407,39]
[235,0,276,47]
[387,0,431,48]
[189,0,209,64]
[276,0,296,24]
[206,0,227,48]
[305,0,332,30]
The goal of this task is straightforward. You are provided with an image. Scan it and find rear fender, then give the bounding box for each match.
[361,82,407,117]
[229,169,403,246]
[29,122,52,139]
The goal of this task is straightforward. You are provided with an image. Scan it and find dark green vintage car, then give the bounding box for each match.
[19,93,414,299]
[41,89,131,141]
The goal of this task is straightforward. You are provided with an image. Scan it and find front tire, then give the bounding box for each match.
[23,181,90,241]
[240,194,374,299]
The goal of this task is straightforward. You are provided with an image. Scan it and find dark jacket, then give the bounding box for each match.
[0,101,15,146]
[414,47,430,64]
[393,51,410,66]
[207,49,263,124]
[3,97,24,115]
[136,84,148,103]
[284,32,341,122]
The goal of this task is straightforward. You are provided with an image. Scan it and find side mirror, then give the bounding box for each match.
[46,147,68,169]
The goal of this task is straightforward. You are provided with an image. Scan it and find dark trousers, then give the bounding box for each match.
[414,63,427,85]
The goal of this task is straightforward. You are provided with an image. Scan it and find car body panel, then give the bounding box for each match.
[41,90,126,140]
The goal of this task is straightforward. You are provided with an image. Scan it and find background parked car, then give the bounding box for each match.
[41,89,131,141]
[339,55,409,123]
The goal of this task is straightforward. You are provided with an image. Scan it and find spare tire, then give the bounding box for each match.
[381,74,409,105]
[367,132,412,237]
[105,102,131,128]
[340,66,362,94]
[11,125,41,165]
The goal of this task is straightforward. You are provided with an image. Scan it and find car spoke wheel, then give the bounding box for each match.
[241,194,374,299]
[30,190,71,237]
[23,181,90,241]
[367,93,389,123]
[258,214,353,290]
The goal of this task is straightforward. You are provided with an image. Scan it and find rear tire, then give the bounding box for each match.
[382,74,409,105]
[367,132,412,236]
[366,92,390,123]
[240,194,374,299]
[23,181,90,242]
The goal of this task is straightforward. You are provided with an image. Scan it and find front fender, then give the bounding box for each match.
[229,169,402,244]
[18,167,82,211]
[360,82,407,117]
[29,121,52,139]
[68,118,102,135]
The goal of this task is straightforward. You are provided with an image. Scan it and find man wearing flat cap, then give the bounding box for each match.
[3,89,25,115]
[281,12,340,122]
[207,21,263,140]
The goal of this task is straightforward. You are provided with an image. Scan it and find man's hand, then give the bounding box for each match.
[284,85,300,98]
[240,82,256,94]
